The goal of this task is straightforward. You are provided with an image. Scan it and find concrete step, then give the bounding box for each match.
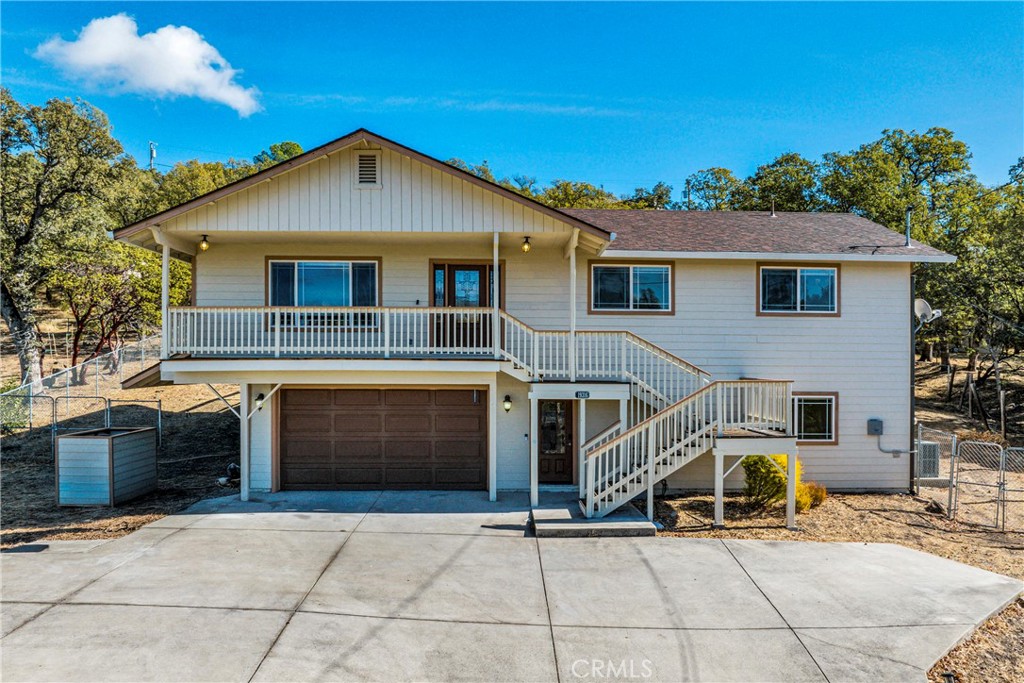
[530,498,656,538]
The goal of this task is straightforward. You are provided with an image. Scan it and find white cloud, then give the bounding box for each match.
[34,14,261,117]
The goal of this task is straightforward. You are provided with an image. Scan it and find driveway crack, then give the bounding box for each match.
[720,539,831,682]
[244,490,384,683]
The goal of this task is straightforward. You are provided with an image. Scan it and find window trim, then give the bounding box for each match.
[587,260,675,315]
[792,391,839,446]
[756,262,840,317]
[352,149,382,190]
[264,256,382,307]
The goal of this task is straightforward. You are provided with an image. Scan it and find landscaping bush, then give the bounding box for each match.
[742,455,825,513]
[806,481,827,508]
[742,455,801,507]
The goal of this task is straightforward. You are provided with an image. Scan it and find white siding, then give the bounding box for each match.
[249,383,274,492]
[162,146,573,236]
[199,239,913,491]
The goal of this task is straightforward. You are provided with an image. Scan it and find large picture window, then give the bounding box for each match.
[269,260,378,307]
[794,394,837,444]
[591,264,672,313]
[760,266,837,314]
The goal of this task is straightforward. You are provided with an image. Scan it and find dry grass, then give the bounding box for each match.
[1,383,240,548]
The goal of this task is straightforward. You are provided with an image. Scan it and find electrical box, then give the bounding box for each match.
[867,419,884,436]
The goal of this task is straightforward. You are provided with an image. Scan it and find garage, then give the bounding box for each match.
[278,388,487,490]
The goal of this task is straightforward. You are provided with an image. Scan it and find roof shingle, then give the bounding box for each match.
[559,209,952,261]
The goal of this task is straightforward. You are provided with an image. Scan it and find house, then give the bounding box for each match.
[114,129,954,524]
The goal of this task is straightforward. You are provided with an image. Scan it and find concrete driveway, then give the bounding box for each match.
[2,491,1020,683]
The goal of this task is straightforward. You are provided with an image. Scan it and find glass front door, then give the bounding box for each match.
[539,400,574,484]
[433,263,496,349]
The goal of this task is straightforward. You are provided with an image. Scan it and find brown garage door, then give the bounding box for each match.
[279,388,487,490]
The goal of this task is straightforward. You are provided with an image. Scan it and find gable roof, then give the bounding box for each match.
[114,128,611,242]
[562,209,954,263]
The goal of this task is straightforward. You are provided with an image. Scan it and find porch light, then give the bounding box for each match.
[521,236,531,253]
[503,395,513,412]
[199,235,210,251]
[255,393,265,411]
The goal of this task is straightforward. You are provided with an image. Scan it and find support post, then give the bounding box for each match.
[529,396,539,507]
[619,398,628,432]
[713,449,724,528]
[578,398,587,499]
[786,451,797,530]
[568,238,577,382]
[161,243,170,359]
[493,233,501,360]
[646,425,655,521]
[488,378,497,502]
[239,383,250,502]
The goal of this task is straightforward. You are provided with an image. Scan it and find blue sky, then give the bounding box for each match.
[3,2,1022,196]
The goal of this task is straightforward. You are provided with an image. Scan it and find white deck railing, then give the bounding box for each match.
[166,307,712,390]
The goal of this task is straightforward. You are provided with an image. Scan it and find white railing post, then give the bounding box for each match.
[531,334,539,380]
[646,423,656,521]
[383,311,391,359]
[716,385,725,436]
[274,310,281,358]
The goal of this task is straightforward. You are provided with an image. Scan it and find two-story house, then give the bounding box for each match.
[114,129,953,523]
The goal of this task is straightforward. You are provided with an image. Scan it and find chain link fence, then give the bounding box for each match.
[917,425,1023,532]
[1,335,161,402]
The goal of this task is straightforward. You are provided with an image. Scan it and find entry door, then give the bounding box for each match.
[539,400,574,484]
[433,264,493,349]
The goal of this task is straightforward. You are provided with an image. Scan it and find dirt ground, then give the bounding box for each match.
[0,383,240,548]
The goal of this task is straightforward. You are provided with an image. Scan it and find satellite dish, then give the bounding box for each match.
[914,298,942,332]
[914,298,932,321]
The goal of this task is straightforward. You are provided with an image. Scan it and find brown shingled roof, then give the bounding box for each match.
[560,209,952,261]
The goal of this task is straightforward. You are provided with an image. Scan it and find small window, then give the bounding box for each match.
[591,264,671,312]
[794,394,837,444]
[760,266,837,314]
[269,260,378,307]
[353,151,381,189]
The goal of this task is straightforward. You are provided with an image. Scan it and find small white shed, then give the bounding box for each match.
[56,427,158,506]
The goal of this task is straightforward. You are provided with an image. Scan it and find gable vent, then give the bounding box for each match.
[355,151,381,188]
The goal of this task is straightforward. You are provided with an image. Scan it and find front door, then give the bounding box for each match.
[539,400,574,484]
[433,263,494,349]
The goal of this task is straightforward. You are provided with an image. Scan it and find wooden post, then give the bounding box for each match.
[646,424,655,521]
[786,451,797,530]
[488,378,497,502]
[492,233,500,360]
[578,398,587,499]
[568,239,577,382]
[529,396,539,507]
[239,383,250,502]
[161,244,170,359]
[713,449,724,529]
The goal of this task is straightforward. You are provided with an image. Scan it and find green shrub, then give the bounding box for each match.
[743,455,821,513]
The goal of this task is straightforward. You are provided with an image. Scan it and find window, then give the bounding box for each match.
[353,150,381,189]
[760,266,837,314]
[794,394,837,444]
[591,264,672,312]
[268,260,378,307]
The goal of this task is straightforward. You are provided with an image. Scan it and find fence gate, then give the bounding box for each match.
[915,426,957,513]
[1003,448,1024,532]
[953,440,1005,529]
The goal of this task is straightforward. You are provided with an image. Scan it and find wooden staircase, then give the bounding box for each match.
[582,379,793,518]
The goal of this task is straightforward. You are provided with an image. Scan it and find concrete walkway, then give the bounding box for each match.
[2,491,1020,683]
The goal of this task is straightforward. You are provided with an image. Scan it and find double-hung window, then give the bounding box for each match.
[760,266,838,314]
[268,259,379,327]
[793,394,837,444]
[591,264,672,313]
